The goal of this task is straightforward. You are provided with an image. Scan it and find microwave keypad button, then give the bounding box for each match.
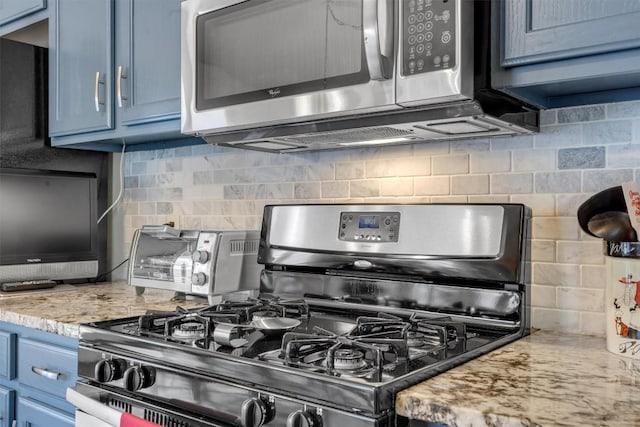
[402,0,456,75]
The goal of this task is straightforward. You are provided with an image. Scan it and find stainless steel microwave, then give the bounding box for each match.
[181,0,538,152]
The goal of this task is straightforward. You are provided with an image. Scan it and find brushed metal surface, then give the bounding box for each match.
[266,204,505,257]
[181,0,397,135]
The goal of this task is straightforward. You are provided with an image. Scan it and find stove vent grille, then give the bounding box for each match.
[144,409,190,427]
[230,238,259,255]
[108,398,131,413]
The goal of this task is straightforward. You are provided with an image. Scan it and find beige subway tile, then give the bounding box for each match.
[531,308,581,333]
[510,194,555,216]
[557,241,604,265]
[581,265,606,289]
[532,217,581,240]
[414,176,450,195]
[452,175,489,195]
[350,180,380,197]
[533,262,580,286]
[532,240,555,262]
[432,154,469,175]
[380,178,413,196]
[531,285,556,308]
[557,287,604,311]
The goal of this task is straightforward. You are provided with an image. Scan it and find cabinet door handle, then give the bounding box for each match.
[94,71,105,112]
[32,366,61,380]
[116,65,128,108]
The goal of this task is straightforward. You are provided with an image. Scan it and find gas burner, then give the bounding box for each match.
[331,349,367,371]
[406,331,431,348]
[172,322,206,340]
[252,310,281,321]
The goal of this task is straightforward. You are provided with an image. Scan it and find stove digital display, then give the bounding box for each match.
[358,215,380,229]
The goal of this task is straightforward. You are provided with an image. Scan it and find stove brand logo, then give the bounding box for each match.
[268,88,281,98]
[26,258,42,263]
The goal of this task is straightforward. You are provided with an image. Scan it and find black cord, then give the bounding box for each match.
[92,258,130,282]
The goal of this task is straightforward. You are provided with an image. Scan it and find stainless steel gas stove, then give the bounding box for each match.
[69,204,531,427]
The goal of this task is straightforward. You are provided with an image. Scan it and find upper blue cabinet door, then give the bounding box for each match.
[49,0,113,136]
[115,0,181,126]
[502,0,640,67]
[0,0,46,26]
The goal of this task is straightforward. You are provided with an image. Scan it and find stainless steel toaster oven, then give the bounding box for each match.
[128,225,262,304]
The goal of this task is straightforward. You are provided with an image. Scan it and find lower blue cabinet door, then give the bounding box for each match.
[17,397,74,427]
[0,386,15,427]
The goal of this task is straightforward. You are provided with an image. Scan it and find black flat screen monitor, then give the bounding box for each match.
[0,168,99,284]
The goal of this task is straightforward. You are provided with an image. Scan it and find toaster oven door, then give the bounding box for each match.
[128,231,196,291]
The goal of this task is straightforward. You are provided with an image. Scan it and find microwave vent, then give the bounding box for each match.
[230,239,259,255]
[281,127,415,145]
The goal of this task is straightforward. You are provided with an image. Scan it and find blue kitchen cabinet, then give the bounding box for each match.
[0,386,14,427]
[493,0,640,108]
[0,322,79,427]
[17,398,74,427]
[48,0,113,136]
[0,0,46,27]
[49,0,201,151]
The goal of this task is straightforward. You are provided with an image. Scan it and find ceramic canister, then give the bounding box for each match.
[605,241,640,359]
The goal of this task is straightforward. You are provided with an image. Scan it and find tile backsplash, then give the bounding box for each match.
[116,101,640,336]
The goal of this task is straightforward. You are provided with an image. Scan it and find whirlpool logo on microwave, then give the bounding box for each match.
[27,258,42,263]
[268,88,281,98]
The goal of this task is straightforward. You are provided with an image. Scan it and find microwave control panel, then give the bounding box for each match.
[402,0,456,75]
[339,212,400,242]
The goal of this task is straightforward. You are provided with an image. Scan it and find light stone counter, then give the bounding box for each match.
[4,284,638,426]
[396,331,640,426]
[0,282,208,338]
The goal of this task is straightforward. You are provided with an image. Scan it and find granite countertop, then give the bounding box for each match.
[3,283,638,425]
[0,282,208,337]
[396,331,640,427]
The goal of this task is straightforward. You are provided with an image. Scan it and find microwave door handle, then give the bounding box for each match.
[363,0,394,80]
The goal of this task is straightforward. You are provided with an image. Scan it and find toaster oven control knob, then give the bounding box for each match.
[94,358,126,383]
[286,410,321,427]
[240,397,273,427]
[122,366,155,392]
[191,272,207,286]
[192,250,210,264]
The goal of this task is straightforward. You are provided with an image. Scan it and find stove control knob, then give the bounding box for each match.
[192,250,210,264]
[191,272,207,286]
[94,358,126,383]
[286,410,321,427]
[122,365,155,392]
[240,397,273,427]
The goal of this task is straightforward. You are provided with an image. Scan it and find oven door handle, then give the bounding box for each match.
[66,387,163,427]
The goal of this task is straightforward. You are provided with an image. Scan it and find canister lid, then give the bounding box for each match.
[604,241,640,258]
